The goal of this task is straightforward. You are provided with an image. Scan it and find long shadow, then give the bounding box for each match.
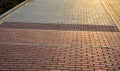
[0,22,119,32]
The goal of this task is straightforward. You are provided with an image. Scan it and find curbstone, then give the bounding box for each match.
[0,0,32,22]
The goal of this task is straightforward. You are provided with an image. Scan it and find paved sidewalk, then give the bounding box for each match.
[0,0,120,71]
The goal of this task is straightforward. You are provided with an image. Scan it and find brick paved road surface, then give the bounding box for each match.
[3,0,115,26]
[0,28,120,49]
[0,44,120,71]
[0,0,120,71]
[0,28,120,71]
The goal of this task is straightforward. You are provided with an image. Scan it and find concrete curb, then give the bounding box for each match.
[102,0,120,31]
[0,0,31,22]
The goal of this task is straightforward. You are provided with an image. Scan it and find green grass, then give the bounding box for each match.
[0,0,25,15]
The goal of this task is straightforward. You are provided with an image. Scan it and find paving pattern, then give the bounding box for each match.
[0,0,120,71]
[0,28,120,71]
[103,0,120,27]
[5,0,115,26]
[0,22,119,32]
[0,28,120,49]
[0,27,120,71]
[0,44,120,71]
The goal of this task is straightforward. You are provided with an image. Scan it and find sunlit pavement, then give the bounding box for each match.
[103,0,120,28]
[0,0,120,71]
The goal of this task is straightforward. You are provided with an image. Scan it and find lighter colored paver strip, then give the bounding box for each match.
[103,0,120,29]
[4,0,115,26]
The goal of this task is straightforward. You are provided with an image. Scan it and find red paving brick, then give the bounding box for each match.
[0,0,120,70]
[0,44,120,71]
[0,28,120,49]
[0,26,120,71]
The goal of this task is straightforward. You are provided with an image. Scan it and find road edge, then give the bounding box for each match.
[0,0,32,24]
[102,0,120,31]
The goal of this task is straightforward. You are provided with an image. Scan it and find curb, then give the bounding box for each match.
[102,0,120,31]
[0,0,31,22]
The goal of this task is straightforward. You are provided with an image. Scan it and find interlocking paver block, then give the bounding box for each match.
[0,0,120,71]
[3,0,115,26]
[103,0,120,27]
[0,44,120,71]
[0,28,120,49]
[0,22,119,32]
